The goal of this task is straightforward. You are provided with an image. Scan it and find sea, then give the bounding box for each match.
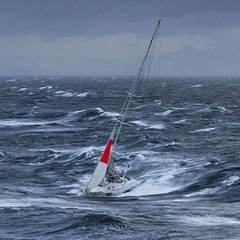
[0,76,239,240]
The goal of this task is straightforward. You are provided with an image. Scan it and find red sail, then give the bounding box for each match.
[99,138,113,164]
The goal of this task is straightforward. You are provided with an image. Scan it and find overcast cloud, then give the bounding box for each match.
[1,0,240,76]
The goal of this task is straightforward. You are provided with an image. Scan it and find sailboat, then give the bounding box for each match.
[84,20,161,196]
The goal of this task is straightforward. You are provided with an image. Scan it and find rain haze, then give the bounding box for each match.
[1,0,240,76]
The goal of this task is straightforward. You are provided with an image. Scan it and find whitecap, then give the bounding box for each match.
[190,84,202,88]
[69,146,99,161]
[75,92,90,97]
[55,90,90,98]
[59,110,85,122]
[156,109,173,116]
[222,175,239,187]
[131,120,164,130]
[6,78,18,82]
[95,107,104,113]
[179,216,240,226]
[39,86,53,90]
[173,119,187,124]
[186,175,239,198]
[0,197,93,210]
[0,119,50,127]
[19,87,28,91]
[148,123,165,129]
[100,111,120,118]
[186,187,218,197]
[55,91,76,97]
[190,127,216,133]
[172,107,187,110]
[119,170,181,197]
[153,99,162,106]
[131,120,149,127]
[216,106,232,113]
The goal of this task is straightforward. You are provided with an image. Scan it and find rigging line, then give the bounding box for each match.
[112,20,161,151]
[141,32,159,95]
[136,20,161,95]
[157,18,162,82]
[129,19,161,96]
[131,19,161,98]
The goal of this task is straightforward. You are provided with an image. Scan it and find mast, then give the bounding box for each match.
[85,20,161,192]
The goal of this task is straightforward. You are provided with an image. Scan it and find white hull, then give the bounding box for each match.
[86,178,136,196]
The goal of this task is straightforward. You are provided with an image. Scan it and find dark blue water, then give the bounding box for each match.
[0,76,239,239]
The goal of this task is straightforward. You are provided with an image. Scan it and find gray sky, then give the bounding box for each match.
[1,0,240,76]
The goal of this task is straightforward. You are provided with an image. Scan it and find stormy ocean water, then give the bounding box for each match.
[0,76,239,239]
